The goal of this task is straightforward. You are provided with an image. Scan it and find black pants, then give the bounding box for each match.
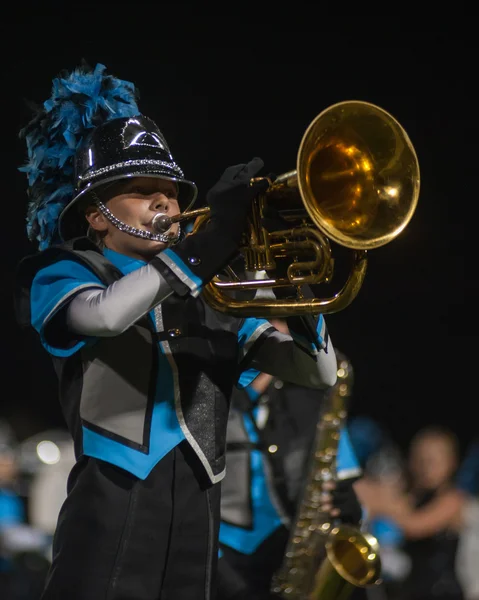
[217,526,289,600]
[40,441,221,600]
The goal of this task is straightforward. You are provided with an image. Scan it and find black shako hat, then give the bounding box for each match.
[58,114,198,241]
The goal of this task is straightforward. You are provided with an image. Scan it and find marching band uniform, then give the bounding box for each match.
[14,63,337,599]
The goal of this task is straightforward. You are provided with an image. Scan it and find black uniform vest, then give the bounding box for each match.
[14,237,244,483]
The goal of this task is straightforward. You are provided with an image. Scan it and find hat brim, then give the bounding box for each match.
[58,171,198,242]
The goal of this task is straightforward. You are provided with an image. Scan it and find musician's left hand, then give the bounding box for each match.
[320,479,363,525]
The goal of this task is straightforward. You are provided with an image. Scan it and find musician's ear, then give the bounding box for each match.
[85,205,108,232]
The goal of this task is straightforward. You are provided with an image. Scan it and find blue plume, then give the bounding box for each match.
[19,62,141,249]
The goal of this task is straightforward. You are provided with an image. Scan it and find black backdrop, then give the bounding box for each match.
[2,12,475,457]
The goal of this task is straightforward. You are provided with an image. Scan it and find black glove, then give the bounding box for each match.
[206,157,267,244]
[331,478,363,525]
[150,158,267,295]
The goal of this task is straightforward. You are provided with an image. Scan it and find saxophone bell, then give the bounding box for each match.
[311,525,382,600]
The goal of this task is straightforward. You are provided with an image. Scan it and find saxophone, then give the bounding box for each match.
[270,355,382,600]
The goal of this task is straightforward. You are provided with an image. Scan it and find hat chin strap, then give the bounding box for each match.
[95,200,181,244]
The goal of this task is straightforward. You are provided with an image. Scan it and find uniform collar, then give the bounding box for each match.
[103,247,147,275]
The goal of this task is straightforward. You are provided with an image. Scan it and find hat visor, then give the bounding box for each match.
[58,171,198,242]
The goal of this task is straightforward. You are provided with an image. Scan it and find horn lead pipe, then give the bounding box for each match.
[152,207,210,233]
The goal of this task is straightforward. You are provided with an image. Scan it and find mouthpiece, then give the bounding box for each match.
[152,207,209,234]
[152,213,175,233]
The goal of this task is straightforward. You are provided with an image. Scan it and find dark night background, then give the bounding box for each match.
[1,13,474,459]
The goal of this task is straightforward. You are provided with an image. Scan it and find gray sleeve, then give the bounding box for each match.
[248,329,338,389]
[65,263,174,336]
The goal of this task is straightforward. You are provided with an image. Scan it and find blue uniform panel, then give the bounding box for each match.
[289,313,326,352]
[237,317,270,348]
[337,426,362,480]
[370,516,404,547]
[236,317,271,389]
[30,259,105,356]
[0,490,24,526]
[237,368,261,389]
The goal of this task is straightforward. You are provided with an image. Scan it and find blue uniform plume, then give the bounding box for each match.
[18,62,141,250]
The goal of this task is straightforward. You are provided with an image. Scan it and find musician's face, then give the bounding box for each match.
[409,432,458,489]
[85,177,180,260]
[0,451,18,486]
